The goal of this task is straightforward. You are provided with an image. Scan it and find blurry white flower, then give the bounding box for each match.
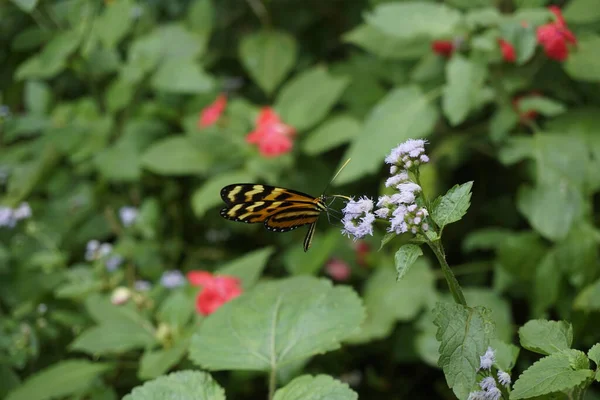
[134,280,151,291]
[119,206,138,227]
[160,270,186,288]
[105,254,124,271]
[111,287,131,305]
[497,370,511,386]
[0,207,16,228]
[341,197,375,240]
[13,203,31,220]
[479,377,496,391]
[479,347,495,370]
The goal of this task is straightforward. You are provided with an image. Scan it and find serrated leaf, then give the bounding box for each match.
[379,232,396,250]
[6,360,111,400]
[464,288,513,342]
[587,343,600,366]
[443,55,486,126]
[433,302,493,400]
[519,320,573,355]
[189,277,365,371]
[217,247,274,289]
[191,170,255,218]
[432,181,473,229]
[273,374,357,400]
[511,350,593,399]
[123,370,225,400]
[394,244,423,281]
[239,30,297,95]
[138,340,189,380]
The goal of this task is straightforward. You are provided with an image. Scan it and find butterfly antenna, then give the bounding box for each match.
[321,158,352,196]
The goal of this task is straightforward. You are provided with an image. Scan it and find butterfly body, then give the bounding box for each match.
[220,184,327,251]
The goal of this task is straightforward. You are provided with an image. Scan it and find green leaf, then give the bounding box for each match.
[124,370,225,400]
[151,59,214,93]
[336,86,438,185]
[95,0,134,48]
[95,145,141,182]
[516,96,566,117]
[239,30,297,95]
[70,322,156,355]
[105,78,134,113]
[491,339,520,372]
[141,136,211,176]
[564,0,600,24]
[433,302,493,400]
[431,181,473,230]
[464,288,514,342]
[138,340,189,380]
[24,81,51,115]
[588,343,600,366]
[518,320,573,355]
[379,232,396,250]
[283,230,341,276]
[446,0,494,9]
[533,250,561,316]
[187,0,214,38]
[497,231,547,281]
[217,247,275,289]
[347,260,435,344]
[16,30,81,80]
[443,55,486,126]
[10,0,38,12]
[157,290,196,329]
[343,24,429,60]
[302,115,361,156]
[511,350,593,399]
[273,375,357,400]
[574,278,600,311]
[565,36,600,82]
[275,66,349,131]
[189,277,365,371]
[6,360,111,400]
[191,170,254,217]
[366,2,462,40]
[394,244,423,281]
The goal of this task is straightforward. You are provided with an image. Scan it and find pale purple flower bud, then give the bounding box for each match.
[119,206,138,227]
[160,270,186,288]
[341,197,375,240]
[480,377,496,391]
[497,370,511,386]
[0,207,16,228]
[467,391,487,400]
[420,155,429,163]
[486,387,501,400]
[105,254,124,271]
[85,240,100,261]
[479,347,495,370]
[13,203,31,220]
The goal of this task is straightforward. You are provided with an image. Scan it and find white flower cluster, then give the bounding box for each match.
[85,240,123,271]
[467,347,512,400]
[341,197,375,240]
[0,202,32,228]
[385,138,429,171]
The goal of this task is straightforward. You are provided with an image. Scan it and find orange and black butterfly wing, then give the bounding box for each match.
[264,200,326,251]
[220,200,300,224]
[220,184,319,205]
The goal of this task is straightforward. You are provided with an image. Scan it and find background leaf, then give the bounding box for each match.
[123,370,225,400]
[273,374,358,400]
[518,320,573,355]
[394,244,423,281]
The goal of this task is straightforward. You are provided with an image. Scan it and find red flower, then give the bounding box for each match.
[325,258,351,282]
[246,107,296,157]
[354,241,371,267]
[536,6,577,61]
[187,271,242,316]
[431,40,454,57]
[498,39,516,63]
[198,94,227,128]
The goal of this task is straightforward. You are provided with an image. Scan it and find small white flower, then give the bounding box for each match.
[341,197,375,240]
[98,243,113,258]
[374,208,389,218]
[111,287,131,305]
[134,280,151,291]
[479,347,496,370]
[0,207,16,228]
[13,203,32,220]
[37,303,48,314]
[397,182,422,194]
[105,254,124,271]
[386,139,429,170]
[390,166,398,175]
[479,377,496,391]
[85,240,100,261]
[119,206,138,227]
[160,270,186,288]
[385,172,410,188]
[467,391,487,400]
[391,191,416,205]
[485,387,501,400]
[497,370,511,386]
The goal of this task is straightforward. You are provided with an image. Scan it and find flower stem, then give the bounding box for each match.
[268,367,276,400]
[427,239,467,306]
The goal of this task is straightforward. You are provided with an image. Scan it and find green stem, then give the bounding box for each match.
[427,239,467,306]
[268,367,276,400]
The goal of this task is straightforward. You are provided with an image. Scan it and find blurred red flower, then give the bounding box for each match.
[198,94,227,128]
[536,6,577,61]
[431,40,454,57]
[325,258,351,281]
[498,39,516,63]
[246,107,296,157]
[354,241,371,267]
[187,271,242,316]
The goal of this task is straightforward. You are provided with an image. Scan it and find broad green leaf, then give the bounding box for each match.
[94,145,141,182]
[464,289,513,342]
[431,181,473,230]
[394,244,423,281]
[16,30,81,80]
[336,86,438,185]
[151,59,214,93]
[443,55,486,126]
[95,0,134,48]
[191,170,254,217]
[124,370,225,400]
[534,133,588,189]
[141,136,211,175]
[273,375,357,400]
[511,350,593,399]
[239,30,297,95]
[6,360,111,400]
[303,115,361,155]
[498,136,534,165]
[574,278,600,311]
[217,247,275,289]
[518,320,573,355]
[563,0,600,23]
[70,322,156,354]
[533,250,561,317]
[343,24,429,60]
[10,0,38,12]
[366,2,462,40]
[275,67,349,131]
[138,340,189,380]
[491,339,520,372]
[105,78,134,112]
[25,80,51,115]
[189,277,365,370]
[588,343,600,366]
[565,36,600,82]
[433,302,493,400]
[347,260,434,344]
[516,96,566,117]
[157,290,196,329]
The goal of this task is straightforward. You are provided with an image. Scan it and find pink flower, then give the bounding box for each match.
[325,258,351,282]
[431,40,454,57]
[246,107,296,157]
[187,271,242,316]
[498,39,516,63]
[536,6,577,61]
[198,94,227,128]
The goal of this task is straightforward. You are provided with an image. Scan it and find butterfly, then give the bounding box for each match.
[219,161,351,252]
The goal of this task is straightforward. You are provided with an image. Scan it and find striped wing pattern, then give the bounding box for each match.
[219,184,327,251]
